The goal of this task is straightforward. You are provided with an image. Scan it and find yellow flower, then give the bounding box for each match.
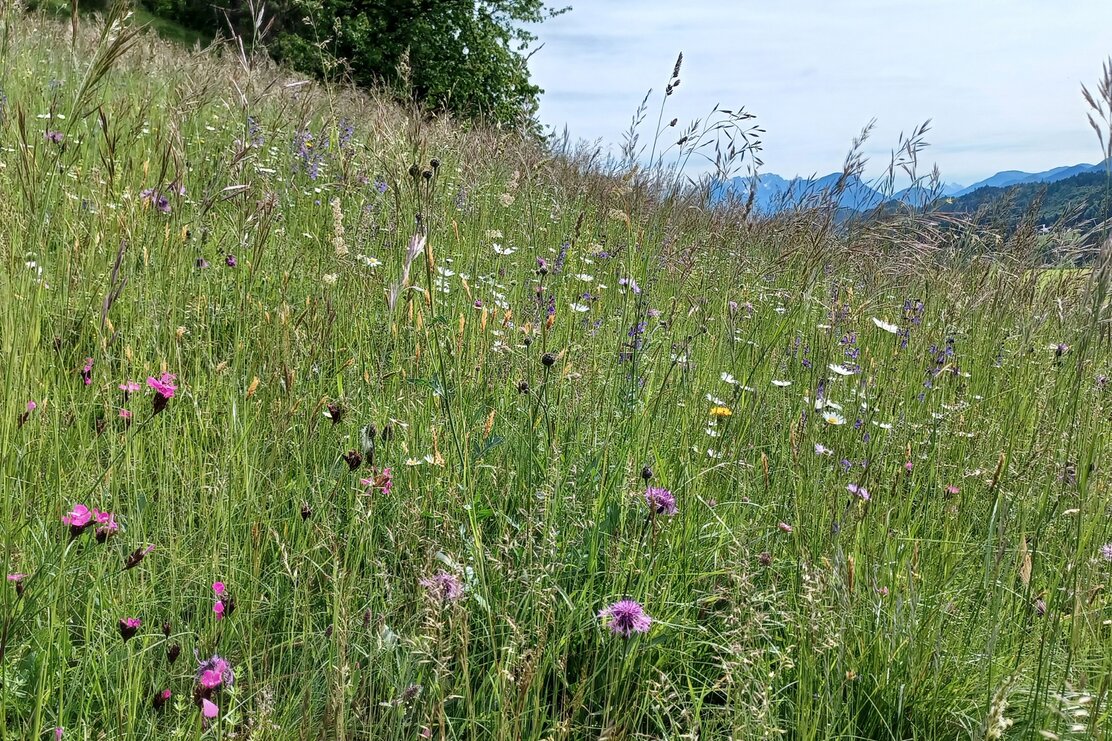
[710,406,733,418]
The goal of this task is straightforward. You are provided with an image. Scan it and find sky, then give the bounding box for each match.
[528,0,1112,186]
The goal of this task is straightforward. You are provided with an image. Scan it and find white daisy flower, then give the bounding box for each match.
[706,394,727,405]
[871,317,899,334]
[822,411,845,425]
[570,302,590,313]
[771,380,792,387]
[721,372,737,384]
[492,244,516,256]
[828,364,855,376]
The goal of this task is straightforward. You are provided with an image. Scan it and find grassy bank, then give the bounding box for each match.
[0,9,1111,740]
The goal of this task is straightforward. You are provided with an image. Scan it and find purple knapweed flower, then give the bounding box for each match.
[81,357,93,386]
[598,599,652,637]
[44,130,63,144]
[644,487,677,516]
[1101,543,1112,562]
[419,571,464,603]
[225,254,237,268]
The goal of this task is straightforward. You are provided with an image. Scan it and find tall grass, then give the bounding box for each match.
[0,9,1110,740]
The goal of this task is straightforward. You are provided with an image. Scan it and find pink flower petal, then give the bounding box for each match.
[212,581,225,596]
[201,698,218,719]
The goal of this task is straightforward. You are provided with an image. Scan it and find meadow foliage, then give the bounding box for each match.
[1,7,1111,739]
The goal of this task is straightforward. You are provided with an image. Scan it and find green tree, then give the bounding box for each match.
[143,0,568,127]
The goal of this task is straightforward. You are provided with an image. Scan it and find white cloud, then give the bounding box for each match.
[529,0,1112,184]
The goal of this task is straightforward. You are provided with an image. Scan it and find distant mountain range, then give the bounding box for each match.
[713,160,1110,214]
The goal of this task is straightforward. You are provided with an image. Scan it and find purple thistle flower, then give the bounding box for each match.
[225,254,237,268]
[644,487,677,516]
[44,130,64,144]
[420,571,464,603]
[598,599,652,638]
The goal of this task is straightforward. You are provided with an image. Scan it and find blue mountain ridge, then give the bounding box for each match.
[713,160,1110,213]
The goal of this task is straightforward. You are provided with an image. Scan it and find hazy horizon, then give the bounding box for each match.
[528,0,1112,186]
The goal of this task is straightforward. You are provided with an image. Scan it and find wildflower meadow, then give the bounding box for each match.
[2,7,1112,740]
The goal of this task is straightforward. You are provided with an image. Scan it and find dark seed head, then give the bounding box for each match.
[758,551,772,567]
[324,624,333,638]
[517,381,529,394]
[523,336,532,347]
[381,424,394,442]
[343,449,363,470]
[167,643,181,664]
[430,158,440,170]
[422,169,433,181]
[541,352,556,368]
[641,465,653,482]
[408,164,420,178]
[326,403,344,425]
[300,503,312,520]
[162,621,172,637]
